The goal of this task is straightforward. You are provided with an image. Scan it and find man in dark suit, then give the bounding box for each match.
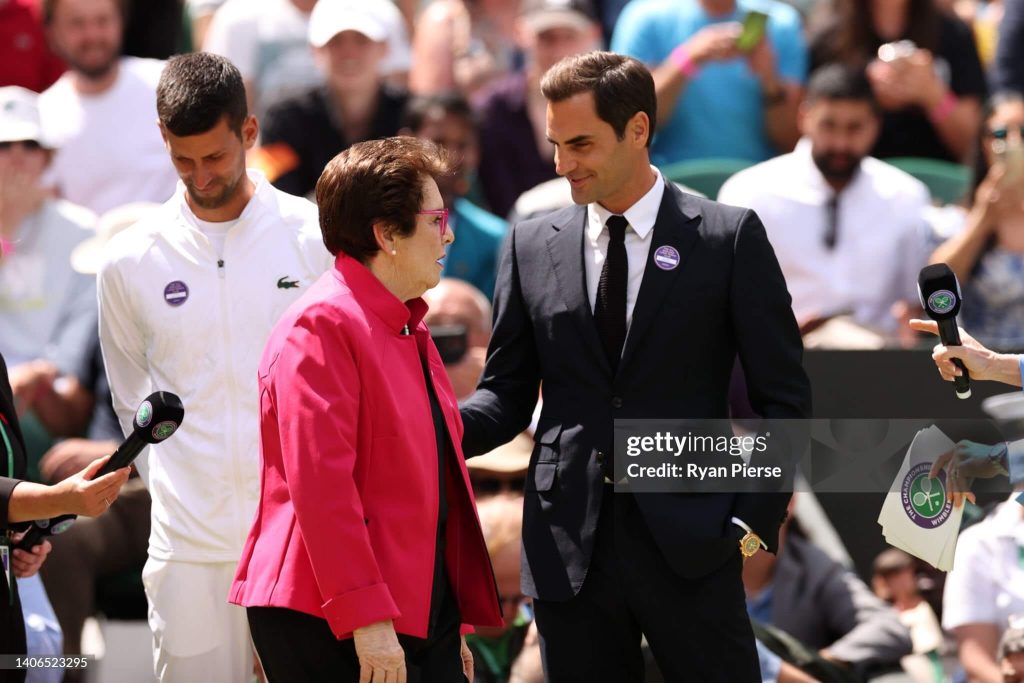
[460,51,812,681]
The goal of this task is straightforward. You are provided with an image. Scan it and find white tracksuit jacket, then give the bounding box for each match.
[98,170,333,562]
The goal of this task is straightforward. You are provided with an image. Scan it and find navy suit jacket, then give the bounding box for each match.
[460,178,812,600]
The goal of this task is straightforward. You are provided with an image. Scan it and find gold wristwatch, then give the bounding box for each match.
[732,517,763,559]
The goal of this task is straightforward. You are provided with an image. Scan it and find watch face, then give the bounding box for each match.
[741,534,761,557]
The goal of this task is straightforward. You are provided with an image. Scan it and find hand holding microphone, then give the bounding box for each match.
[15,391,184,551]
[915,264,973,398]
[909,264,1023,388]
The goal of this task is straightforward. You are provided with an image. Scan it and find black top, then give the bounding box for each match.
[1,352,29,676]
[261,85,409,198]
[420,357,453,636]
[809,13,988,161]
[476,72,558,219]
[0,352,28,532]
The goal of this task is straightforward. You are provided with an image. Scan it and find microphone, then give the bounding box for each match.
[16,391,184,551]
[918,264,971,399]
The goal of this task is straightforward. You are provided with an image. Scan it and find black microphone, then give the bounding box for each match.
[16,391,184,551]
[918,264,971,399]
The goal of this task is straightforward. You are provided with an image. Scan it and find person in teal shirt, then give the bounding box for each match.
[611,0,807,166]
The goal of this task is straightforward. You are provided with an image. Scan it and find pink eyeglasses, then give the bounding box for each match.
[417,208,450,237]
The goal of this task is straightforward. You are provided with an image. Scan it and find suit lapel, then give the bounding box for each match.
[619,184,701,374]
[545,207,613,378]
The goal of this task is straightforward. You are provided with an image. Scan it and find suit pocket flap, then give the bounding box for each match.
[535,421,562,446]
[528,462,557,492]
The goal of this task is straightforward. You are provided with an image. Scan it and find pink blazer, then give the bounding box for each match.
[230,253,502,639]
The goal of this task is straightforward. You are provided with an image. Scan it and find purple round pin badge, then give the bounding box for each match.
[653,246,681,271]
[163,281,189,307]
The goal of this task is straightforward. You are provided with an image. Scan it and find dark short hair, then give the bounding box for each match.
[540,51,657,147]
[157,53,248,138]
[43,0,126,24]
[805,63,879,112]
[316,137,454,261]
[401,92,478,134]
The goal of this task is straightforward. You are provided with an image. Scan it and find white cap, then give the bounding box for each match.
[308,0,389,48]
[0,86,45,145]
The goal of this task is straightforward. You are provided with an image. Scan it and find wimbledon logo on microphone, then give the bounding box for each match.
[901,462,953,529]
[136,401,153,427]
[152,421,178,441]
[927,290,957,315]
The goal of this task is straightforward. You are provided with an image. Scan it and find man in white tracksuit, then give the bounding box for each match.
[98,53,332,681]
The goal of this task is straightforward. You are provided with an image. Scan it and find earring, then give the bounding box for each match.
[391,249,397,255]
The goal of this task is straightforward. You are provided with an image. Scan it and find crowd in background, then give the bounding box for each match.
[1,0,1024,681]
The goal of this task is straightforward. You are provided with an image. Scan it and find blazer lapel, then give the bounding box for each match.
[619,184,701,373]
[545,207,613,378]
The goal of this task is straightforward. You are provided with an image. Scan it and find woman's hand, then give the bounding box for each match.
[10,537,51,578]
[353,620,406,683]
[55,454,131,517]
[908,319,1021,385]
[972,163,1024,226]
[867,50,944,111]
[461,635,474,682]
[898,49,946,110]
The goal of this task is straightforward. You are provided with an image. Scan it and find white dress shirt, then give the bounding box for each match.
[718,139,930,334]
[585,166,666,329]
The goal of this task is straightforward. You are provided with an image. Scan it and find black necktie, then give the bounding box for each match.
[824,193,839,250]
[595,215,628,372]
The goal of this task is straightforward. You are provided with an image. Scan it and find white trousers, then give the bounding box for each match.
[142,558,254,683]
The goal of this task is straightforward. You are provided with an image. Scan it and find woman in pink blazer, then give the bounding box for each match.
[230,137,502,682]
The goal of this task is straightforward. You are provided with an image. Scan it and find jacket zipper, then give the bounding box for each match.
[216,248,246,549]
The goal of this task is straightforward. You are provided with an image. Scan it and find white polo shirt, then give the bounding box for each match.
[942,497,1024,634]
[718,139,931,333]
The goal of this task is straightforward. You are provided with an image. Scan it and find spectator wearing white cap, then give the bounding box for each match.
[253,0,409,198]
[37,0,179,216]
[204,0,410,121]
[0,86,95,389]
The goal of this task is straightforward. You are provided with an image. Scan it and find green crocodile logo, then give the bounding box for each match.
[277,276,300,289]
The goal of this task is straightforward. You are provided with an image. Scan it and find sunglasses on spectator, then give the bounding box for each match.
[987,125,1024,140]
[0,140,43,151]
[417,208,449,237]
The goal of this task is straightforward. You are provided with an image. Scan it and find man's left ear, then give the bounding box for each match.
[242,115,260,150]
[631,111,651,148]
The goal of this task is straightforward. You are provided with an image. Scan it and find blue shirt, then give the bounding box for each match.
[443,198,508,300]
[611,0,807,166]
